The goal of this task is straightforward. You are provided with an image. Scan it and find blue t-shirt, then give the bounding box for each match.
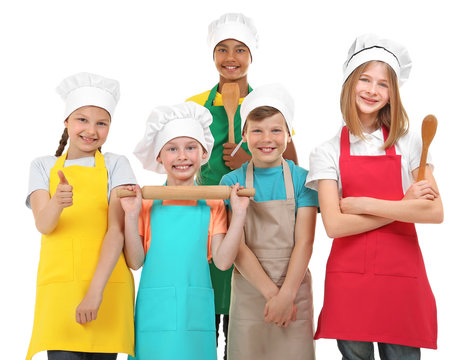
[220,160,318,211]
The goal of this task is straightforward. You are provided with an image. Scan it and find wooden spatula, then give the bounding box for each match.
[221,82,240,143]
[417,114,438,181]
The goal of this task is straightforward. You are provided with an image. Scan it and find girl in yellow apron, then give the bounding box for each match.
[120,102,249,360]
[26,72,135,360]
[220,84,318,360]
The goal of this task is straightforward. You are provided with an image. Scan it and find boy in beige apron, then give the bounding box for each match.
[220,84,318,360]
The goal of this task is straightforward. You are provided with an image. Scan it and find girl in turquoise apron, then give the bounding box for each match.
[120,102,249,360]
[26,73,135,360]
[186,14,299,356]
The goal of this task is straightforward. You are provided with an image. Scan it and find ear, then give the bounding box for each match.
[287,135,292,144]
[202,150,208,160]
[156,155,162,164]
[242,131,248,143]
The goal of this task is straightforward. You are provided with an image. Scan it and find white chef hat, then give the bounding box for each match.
[343,34,412,86]
[56,72,120,119]
[134,102,214,174]
[240,83,295,134]
[208,13,259,59]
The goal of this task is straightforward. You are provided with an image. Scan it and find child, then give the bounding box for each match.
[26,73,135,360]
[186,13,298,354]
[120,102,249,360]
[306,34,443,359]
[220,84,318,360]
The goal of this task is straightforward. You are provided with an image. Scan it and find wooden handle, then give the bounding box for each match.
[117,185,255,200]
[221,82,240,144]
[417,114,438,181]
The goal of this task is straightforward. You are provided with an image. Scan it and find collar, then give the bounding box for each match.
[347,126,384,144]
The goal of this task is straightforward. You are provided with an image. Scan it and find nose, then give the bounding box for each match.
[177,148,187,160]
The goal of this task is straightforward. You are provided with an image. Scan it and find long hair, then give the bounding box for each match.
[340,60,409,149]
[55,128,69,156]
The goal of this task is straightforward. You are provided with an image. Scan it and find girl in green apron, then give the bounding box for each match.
[186,14,298,356]
[26,72,135,360]
[220,84,318,360]
[120,102,249,360]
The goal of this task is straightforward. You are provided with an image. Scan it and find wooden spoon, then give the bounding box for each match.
[417,114,438,181]
[221,82,240,143]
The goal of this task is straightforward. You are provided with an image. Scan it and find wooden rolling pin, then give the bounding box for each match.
[117,185,255,200]
[417,114,438,181]
[221,82,240,143]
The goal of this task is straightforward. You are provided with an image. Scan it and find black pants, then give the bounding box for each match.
[47,351,117,360]
[215,314,229,360]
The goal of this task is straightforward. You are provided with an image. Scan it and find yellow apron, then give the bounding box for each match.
[26,151,134,359]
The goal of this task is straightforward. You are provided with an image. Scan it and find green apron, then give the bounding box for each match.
[200,83,251,314]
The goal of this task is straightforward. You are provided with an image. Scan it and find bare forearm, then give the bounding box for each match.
[323,212,393,238]
[123,214,145,269]
[86,227,124,295]
[234,243,279,301]
[34,202,63,234]
[212,210,247,270]
[360,197,444,224]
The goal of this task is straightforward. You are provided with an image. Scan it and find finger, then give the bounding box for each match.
[223,143,236,149]
[77,312,84,325]
[76,309,81,324]
[58,170,69,185]
[223,155,231,161]
[92,311,97,321]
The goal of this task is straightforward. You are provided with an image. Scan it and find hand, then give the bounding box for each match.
[119,185,142,217]
[403,180,439,200]
[76,290,103,324]
[339,197,367,215]
[264,290,297,328]
[223,142,251,170]
[229,183,249,216]
[52,170,73,208]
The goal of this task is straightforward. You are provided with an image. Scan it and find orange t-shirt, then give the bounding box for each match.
[138,199,228,261]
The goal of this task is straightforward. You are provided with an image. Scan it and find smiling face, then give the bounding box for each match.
[354,61,391,131]
[243,111,291,168]
[157,137,207,186]
[64,105,111,159]
[214,39,251,82]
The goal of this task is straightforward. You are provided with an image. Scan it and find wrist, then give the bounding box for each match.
[263,285,279,301]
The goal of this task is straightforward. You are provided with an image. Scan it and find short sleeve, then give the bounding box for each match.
[139,200,154,255]
[26,156,57,208]
[306,139,340,191]
[207,200,228,260]
[291,164,319,209]
[106,154,137,190]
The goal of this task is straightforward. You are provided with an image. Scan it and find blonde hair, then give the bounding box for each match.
[340,60,409,149]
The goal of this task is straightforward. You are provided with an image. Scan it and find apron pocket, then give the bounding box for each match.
[326,234,366,274]
[38,237,74,285]
[374,232,419,278]
[185,287,215,331]
[136,287,177,331]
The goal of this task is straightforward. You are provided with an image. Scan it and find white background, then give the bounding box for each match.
[1,0,472,359]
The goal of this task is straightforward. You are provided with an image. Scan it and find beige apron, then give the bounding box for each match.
[26,152,134,359]
[227,160,315,360]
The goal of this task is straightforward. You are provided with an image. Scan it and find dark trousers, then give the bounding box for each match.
[337,340,420,360]
[47,351,117,360]
[215,314,229,360]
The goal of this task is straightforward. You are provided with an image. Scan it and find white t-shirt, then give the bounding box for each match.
[26,152,136,208]
[305,126,433,195]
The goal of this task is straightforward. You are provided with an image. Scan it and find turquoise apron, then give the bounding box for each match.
[131,199,217,360]
[201,83,251,315]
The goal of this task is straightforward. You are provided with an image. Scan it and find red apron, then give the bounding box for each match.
[314,126,437,349]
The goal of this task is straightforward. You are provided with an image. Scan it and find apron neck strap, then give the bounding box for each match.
[204,83,253,108]
[245,159,294,200]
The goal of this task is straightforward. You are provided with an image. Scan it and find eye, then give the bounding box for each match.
[186,145,197,151]
[236,48,246,53]
[251,129,262,133]
[97,121,109,127]
[359,77,369,82]
[77,117,87,122]
[379,82,388,88]
[272,128,282,133]
[216,48,226,53]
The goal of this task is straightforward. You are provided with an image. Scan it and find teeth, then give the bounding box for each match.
[174,165,190,169]
[225,66,237,69]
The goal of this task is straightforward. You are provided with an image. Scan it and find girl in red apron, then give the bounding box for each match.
[26,73,135,360]
[306,34,444,359]
[119,102,249,360]
[220,84,318,360]
[186,15,298,357]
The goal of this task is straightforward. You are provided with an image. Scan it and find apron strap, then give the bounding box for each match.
[245,159,294,200]
[204,84,219,108]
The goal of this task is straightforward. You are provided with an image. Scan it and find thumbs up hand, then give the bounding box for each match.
[53,170,73,208]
